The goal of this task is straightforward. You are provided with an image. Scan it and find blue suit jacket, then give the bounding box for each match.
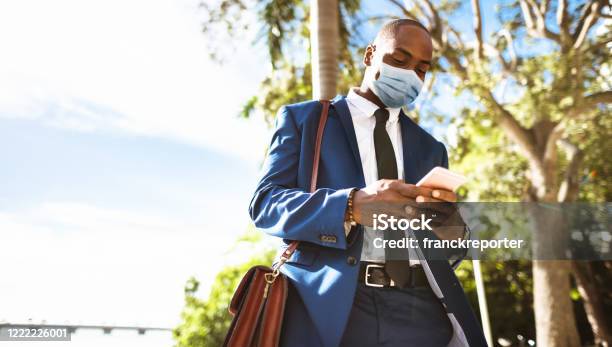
[249,96,487,347]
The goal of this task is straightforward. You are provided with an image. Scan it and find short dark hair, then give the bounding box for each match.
[374,18,430,44]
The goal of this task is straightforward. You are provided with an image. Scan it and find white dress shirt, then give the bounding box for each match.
[346,89,404,185]
[345,89,419,265]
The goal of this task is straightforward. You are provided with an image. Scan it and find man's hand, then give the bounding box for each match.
[352,179,458,227]
[401,185,465,241]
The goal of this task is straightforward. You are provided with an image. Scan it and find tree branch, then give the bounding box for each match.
[492,29,518,74]
[557,139,584,202]
[483,89,541,169]
[394,0,467,78]
[525,0,546,30]
[485,42,510,74]
[565,90,612,119]
[387,0,418,20]
[440,27,469,78]
[419,0,441,32]
[556,0,571,43]
[585,35,612,53]
[448,27,466,50]
[543,121,565,179]
[573,0,605,49]
[539,0,551,15]
[573,90,612,115]
[471,0,484,62]
[519,0,536,30]
[519,0,561,42]
[585,90,612,104]
[572,262,612,346]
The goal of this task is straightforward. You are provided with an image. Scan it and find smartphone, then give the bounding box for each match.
[416,166,467,192]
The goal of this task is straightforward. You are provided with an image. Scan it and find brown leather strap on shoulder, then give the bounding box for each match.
[282,99,330,261]
[310,99,330,193]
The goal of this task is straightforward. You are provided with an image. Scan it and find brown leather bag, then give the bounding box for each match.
[222,100,331,347]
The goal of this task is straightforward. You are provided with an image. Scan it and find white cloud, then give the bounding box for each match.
[0,0,272,162]
[0,201,256,328]
[33,202,199,234]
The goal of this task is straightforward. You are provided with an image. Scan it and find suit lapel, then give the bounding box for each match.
[399,110,422,184]
[332,96,366,187]
[333,97,420,186]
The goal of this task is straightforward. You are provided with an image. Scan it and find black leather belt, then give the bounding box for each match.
[358,261,429,288]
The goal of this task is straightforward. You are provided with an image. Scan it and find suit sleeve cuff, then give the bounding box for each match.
[315,187,354,249]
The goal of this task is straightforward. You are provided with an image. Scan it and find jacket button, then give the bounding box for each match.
[346,256,357,265]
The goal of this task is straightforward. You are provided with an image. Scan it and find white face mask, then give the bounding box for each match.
[368,62,424,108]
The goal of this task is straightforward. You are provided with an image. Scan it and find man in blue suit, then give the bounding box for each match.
[249,19,487,347]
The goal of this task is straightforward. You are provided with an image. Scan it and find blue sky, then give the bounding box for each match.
[0,0,273,338]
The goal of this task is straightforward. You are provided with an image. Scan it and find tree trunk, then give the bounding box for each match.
[533,260,581,347]
[310,0,338,100]
[530,180,581,347]
[573,261,612,347]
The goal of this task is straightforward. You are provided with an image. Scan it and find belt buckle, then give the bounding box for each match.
[365,264,394,287]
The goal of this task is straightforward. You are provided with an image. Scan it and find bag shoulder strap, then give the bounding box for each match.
[277,99,331,263]
[310,99,330,193]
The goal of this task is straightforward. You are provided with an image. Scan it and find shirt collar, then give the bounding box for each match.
[346,88,401,124]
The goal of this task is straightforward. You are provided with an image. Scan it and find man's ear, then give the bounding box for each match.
[363,44,376,66]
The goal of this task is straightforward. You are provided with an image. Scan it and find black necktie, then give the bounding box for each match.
[373,108,412,288]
